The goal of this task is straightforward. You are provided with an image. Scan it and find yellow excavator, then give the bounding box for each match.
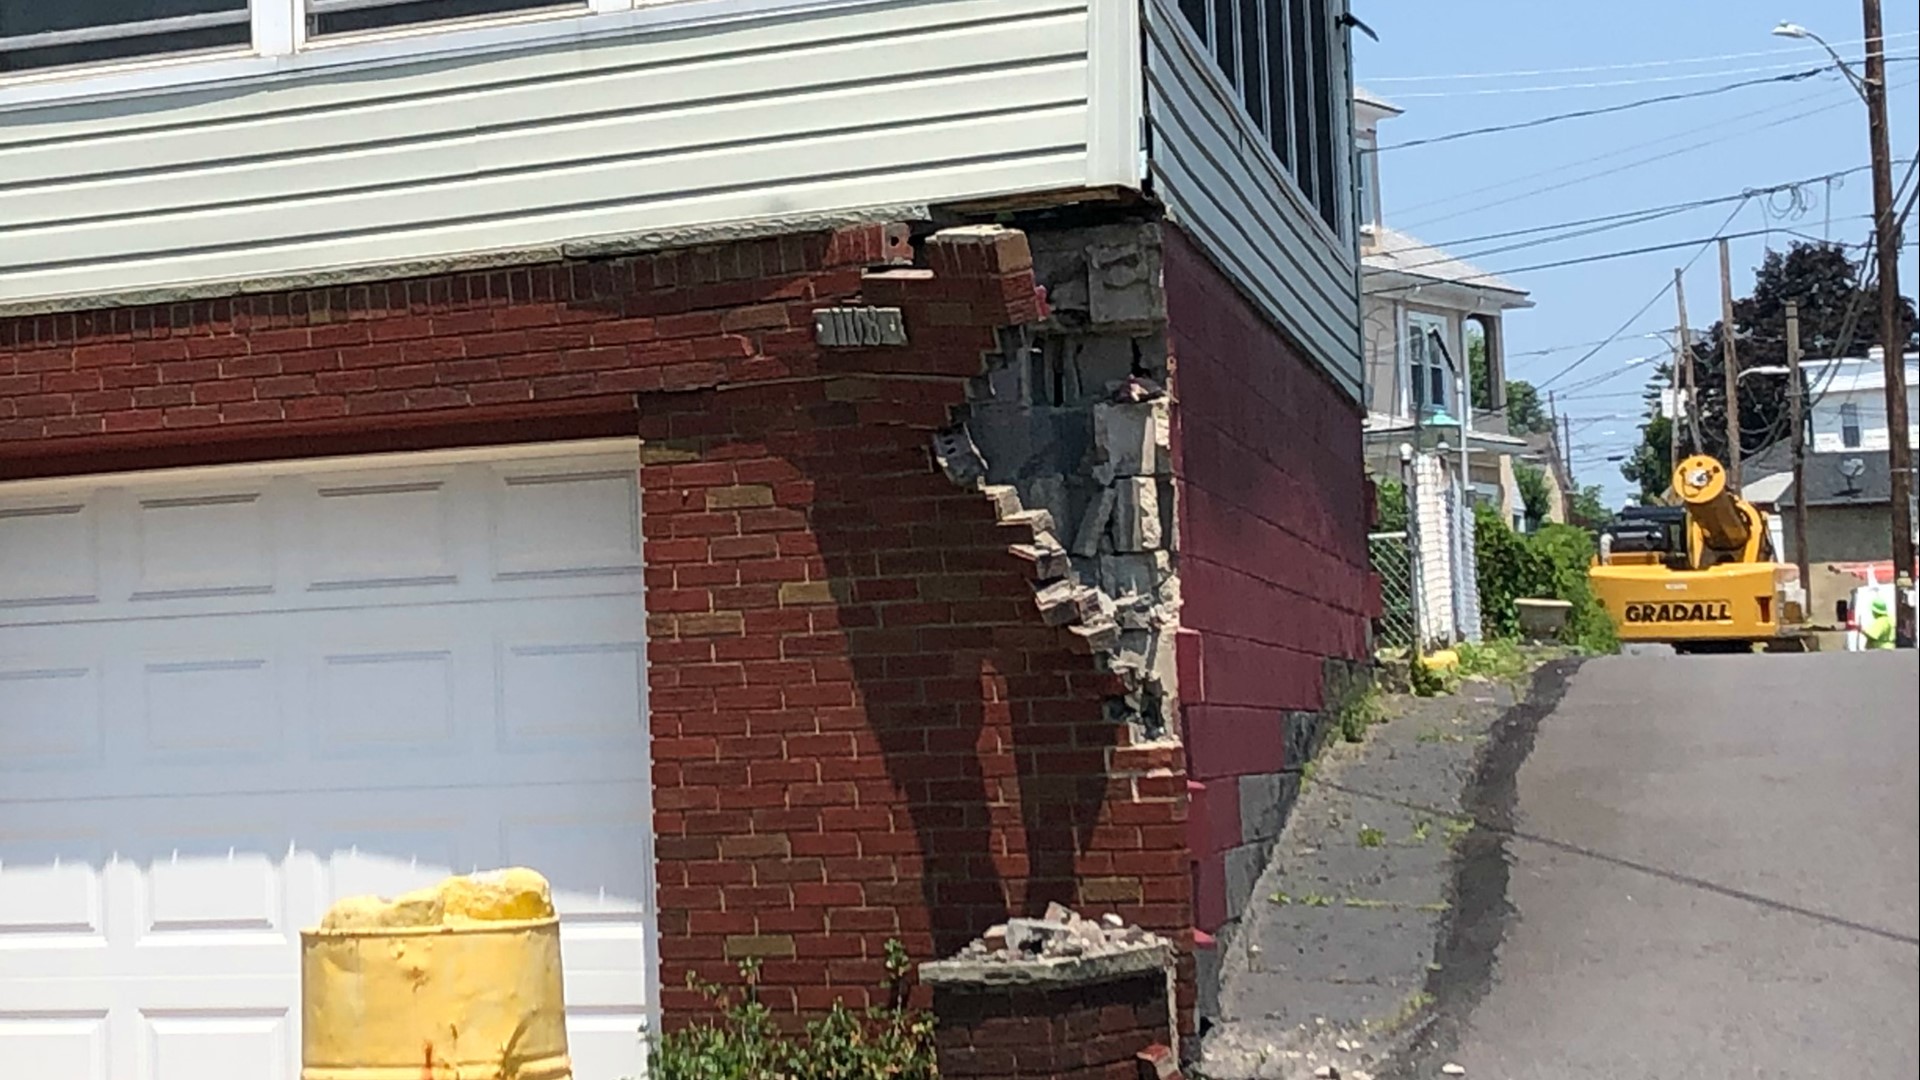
[1591,454,1801,653]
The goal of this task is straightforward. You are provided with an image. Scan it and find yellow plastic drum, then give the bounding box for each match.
[301,868,572,1080]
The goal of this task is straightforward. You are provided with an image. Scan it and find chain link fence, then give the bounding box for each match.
[1369,530,1417,651]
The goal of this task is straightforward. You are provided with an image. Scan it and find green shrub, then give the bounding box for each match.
[1473,508,1617,654]
[653,941,938,1080]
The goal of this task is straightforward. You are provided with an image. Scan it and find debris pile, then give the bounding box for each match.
[955,902,1168,963]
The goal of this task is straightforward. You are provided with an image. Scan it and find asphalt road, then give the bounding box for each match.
[1400,651,1920,1080]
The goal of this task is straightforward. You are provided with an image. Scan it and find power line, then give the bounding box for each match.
[1531,199,1755,391]
[1420,165,1876,251]
[1364,219,1874,300]
[1386,52,1917,98]
[1374,65,1842,153]
[1362,31,1920,83]
[1392,80,1886,229]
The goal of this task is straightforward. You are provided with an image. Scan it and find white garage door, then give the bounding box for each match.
[0,441,655,1080]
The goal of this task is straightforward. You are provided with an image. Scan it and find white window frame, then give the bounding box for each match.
[1840,401,1863,449]
[1168,0,1353,247]
[1407,310,1450,415]
[0,0,818,112]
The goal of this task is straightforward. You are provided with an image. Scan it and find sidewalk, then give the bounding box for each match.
[1194,661,1575,1080]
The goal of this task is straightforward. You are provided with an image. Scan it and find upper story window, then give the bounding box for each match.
[1178,0,1346,234]
[2,0,596,80]
[1840,402,1863,448]
[307,0,579,39]
[1408,311,1451,415]
[1,1,250,75]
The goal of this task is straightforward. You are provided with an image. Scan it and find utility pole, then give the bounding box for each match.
[1862,0,1914,646]
[1719,239,1742,492]
[1551,390,1575,490]
[1787,302,1812,597]
[1675,268,1701,458]
[1668,325,1684,472]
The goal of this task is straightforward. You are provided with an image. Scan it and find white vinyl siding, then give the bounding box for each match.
[1143,0,1362,399]
[0,0,1094,310]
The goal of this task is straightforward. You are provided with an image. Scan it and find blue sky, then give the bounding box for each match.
[1353,0,1920,508]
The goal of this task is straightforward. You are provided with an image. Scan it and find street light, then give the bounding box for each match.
[1772,22,1872,99]
[1776,9,1912,646]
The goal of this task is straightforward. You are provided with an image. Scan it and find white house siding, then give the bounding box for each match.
[1141,0,1364,400]
[0,0,1093,310]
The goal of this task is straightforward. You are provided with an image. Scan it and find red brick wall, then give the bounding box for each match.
[0,224,1193,1017]
[1159,225,1372,933]
[932,973,1173,1079]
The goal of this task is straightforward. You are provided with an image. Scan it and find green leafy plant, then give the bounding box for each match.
[652,941,937,1080]
[1473,508,1617,654]
[1335,684,1387,743]
[1357,825,1387,848]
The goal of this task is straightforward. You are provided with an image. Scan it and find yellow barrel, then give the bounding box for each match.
[301,869,572,1080]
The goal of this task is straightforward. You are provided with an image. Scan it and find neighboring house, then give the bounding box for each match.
[1805,350,1919,454]
[0,1,1372,1071]
[1355,89,1534,493]
[1354,88,1533,642]
[1745,442,1914,565]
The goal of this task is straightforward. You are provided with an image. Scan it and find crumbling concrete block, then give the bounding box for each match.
[1093,399,1171,482]
[1034,579,1101,627]
[1009,542,1072,581]
[1022,474,1072,541]
[1100,554,1159,600]
[933,425,986,488]
[1109,477,1162,551]
[1072,336,1137,402]
[1074,485,1118,557]
[1087,238,1165,328]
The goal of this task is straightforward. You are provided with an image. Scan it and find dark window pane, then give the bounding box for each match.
[311,0,580,38]
[1288,0,1316,202]
[1309,0,1338,228]
[1238,0,1264,130]
[1180,0,1210,44]
[1,0,247,74]
[1213,0,1237,88]
[1264,0,1289,164]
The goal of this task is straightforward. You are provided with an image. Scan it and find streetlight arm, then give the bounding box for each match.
[1774,22,1872,100]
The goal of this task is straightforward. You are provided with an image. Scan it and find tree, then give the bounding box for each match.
[1514,462,1552,526]
[1623,241,1916,495]
[1503,379,1553,435]
[1567,484,1610,529]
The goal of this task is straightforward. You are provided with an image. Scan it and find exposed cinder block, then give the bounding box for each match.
[1072,336,1137,401]
[1285,710,1328,768]
[1087,238,1166,328]
[1022,474,1073,543]
[1237,770,1303,846]
[1074,485,1118,557]
[1093,399,1172,482]
[1223,838,1276,923]
[1099,554,1158,600]
[1109,477,1162,552]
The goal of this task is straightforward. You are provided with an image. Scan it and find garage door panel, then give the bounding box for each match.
[140,1010,292,1080]
[130,490,274,602]
[0,1013,108,1080]
[0,500,100,608]
[0,662,104,770]
[140,657,283,762]
[1,444,654,1080]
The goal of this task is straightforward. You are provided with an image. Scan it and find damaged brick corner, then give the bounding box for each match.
[929,221,1183,743]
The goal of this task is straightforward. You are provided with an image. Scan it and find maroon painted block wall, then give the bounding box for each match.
[1160,225,1372,933]
[0,224,1193,1018]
